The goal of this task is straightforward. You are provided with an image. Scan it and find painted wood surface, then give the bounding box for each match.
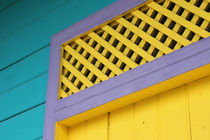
[56,76,210,140]
[0,0,66,41]
[0,73,47,121]
[0,0,16,12]
[0,46,49,95]
[0,0,116,70]
[0,0,116,139]
[57,0,210,99]
[0,104,45,140]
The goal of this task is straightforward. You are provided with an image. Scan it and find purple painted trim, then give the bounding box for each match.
[43,0,147,140]
[52,0,147,46]
[55,37,210,122]
[43,37,61,140]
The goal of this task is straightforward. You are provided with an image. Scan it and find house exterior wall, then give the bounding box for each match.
[0,0,116,139]
[1,0,207,139]
[43,0,209,138]
[57,76,210,140]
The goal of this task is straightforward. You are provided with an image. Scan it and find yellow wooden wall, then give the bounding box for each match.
[58,75,210,140]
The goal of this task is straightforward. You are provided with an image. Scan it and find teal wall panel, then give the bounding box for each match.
[0,0,116,70]
[0,0,117,139]
[0,46,49,95]
[0,0,16,12]
[0,0,66,41]
[0,73,47,121]
[0,104,45,140]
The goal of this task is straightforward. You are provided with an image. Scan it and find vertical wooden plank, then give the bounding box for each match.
[63,76,210,140]
[134,96,157,140]
[86,114,108,140]
[109,104,133,140]
[67,114,108,140]
[158,86,191,140]
[188,76,210,140]
[68,122,85,140]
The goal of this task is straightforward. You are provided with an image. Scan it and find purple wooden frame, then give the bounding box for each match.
[43,0,210,139]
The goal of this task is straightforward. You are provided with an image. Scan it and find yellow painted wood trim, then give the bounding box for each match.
[102,25,155,61]
[117,18,173,54]
[75,39,123,75]
[62,59,93,87]
[55,123,69,140]
[88,32,138,68]
[132,10,192,46]
[59,64,210,126]
[148,2,210,38]
[64,45,109,81]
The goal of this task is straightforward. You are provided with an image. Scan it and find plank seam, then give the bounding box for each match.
[0,0,19,14]
[0,0,69,42]
[0,102,45,123]
[0,70,48,96]
[31,136,43,140]
[0,44,49,72]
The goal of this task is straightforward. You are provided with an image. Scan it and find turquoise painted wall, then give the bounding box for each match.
[0,0,116,139]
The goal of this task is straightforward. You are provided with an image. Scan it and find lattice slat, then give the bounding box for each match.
[58,0,210,99]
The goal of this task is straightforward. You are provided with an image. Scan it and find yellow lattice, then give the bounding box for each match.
[58,0,210,99]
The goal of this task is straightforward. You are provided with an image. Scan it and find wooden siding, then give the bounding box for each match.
[56,76,210,140]
[0,0,116,139]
